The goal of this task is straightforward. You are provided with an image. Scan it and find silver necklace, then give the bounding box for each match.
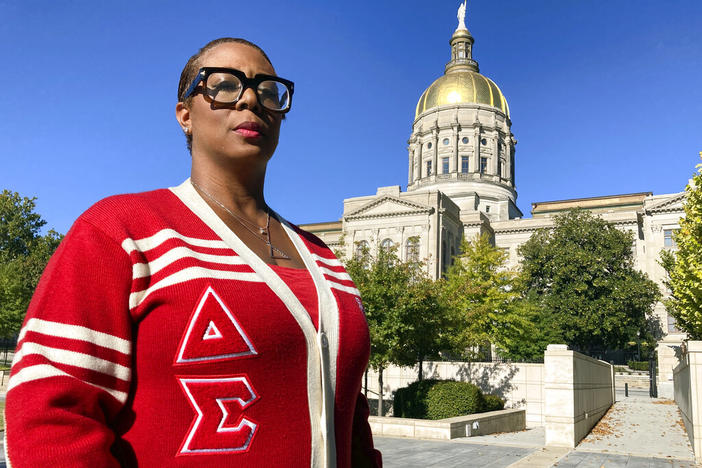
[191,181,291,260]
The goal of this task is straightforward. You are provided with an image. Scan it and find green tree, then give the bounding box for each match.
[519,209,660,354]
[0,190,62,338]
[344,240,448,416]
[440,234,542,361]
[660,161,702,339]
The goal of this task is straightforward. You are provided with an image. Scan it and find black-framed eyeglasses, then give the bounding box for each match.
[184,67,294,113]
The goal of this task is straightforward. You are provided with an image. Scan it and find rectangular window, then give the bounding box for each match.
[480,157,488,174]
[461,156,469,173]
[664,229,678,248]
[498,159,504,178]
[442,157,449,174]
[426,160,432,176]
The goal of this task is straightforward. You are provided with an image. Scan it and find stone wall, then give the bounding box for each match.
[364,360,545,426]
[368,408,525,440]
[673,340,702,462]
[544,345,615,448]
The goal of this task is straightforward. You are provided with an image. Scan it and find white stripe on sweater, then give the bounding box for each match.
[14,341,130,382]
[121,229,228,255]
[318,265,353,283]
[8,364,127,403]
[132,245,245,278]
[310,253,343,268]
[18,318,131,355]
[129,267,262,309]
[328,282,360,296]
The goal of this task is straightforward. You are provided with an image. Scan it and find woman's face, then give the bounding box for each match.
[178,43,283,167]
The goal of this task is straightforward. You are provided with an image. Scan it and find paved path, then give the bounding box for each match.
[376,435,697,468]
[574,395,693,460]
[375,392,696,467]
[555,451,696,467]
[0,391,696,467]
[375,436,535,467]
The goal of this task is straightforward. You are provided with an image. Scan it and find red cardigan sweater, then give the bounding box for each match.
[5,180,381,467]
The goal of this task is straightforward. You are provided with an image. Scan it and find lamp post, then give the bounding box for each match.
[636,330,641,362]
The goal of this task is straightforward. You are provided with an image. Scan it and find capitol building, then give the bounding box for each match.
[299,5,685,394]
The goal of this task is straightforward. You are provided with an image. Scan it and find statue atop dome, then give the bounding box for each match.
[457,1,468,31]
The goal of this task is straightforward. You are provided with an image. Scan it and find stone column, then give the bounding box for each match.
[432,129,438,178]
[472,127,481,172]
[452,123,459,174]
[420,138,427,178]
[489,134,498,175]
[503,136,512,183]
[407,145,414,184]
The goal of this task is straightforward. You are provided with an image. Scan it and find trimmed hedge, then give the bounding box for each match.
[483,394,505,412]
[426,381,484,419]
[393,379,440,419]
[393,379,501,420]
[627,360,651,372]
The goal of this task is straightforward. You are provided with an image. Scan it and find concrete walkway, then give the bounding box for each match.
[375,437,535,467]
[575,394,693,459]
[376,391,697,468]
[0,391,696,467]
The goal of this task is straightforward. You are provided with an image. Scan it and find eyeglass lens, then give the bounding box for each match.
[205,72,291,111]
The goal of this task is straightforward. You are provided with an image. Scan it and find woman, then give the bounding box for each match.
[5,38,382,467]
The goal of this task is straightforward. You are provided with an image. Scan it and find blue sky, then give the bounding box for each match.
[1,1,700,234]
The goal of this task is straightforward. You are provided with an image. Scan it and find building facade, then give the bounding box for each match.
[299,6,685,395]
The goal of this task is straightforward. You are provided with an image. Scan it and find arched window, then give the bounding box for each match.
[405,237,420,262]
[354,240,369,260]
[380,238,394,253]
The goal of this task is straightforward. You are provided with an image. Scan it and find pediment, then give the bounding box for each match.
[647,192,686,213]
[344,196,433,220]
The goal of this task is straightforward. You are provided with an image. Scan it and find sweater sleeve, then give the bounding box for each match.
[4,218,133,468]
[351,392,383,468]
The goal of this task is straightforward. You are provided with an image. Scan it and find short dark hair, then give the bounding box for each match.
[177,38,274,153]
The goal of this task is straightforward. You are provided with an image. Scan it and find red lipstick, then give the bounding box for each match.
[234,121,264,138]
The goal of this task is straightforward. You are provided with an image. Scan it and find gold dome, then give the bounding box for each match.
[415,71,510,119]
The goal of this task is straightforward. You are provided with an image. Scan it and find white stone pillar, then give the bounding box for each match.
[544,344,614,448]
[544,344,576,447]
[684,341,702,462]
